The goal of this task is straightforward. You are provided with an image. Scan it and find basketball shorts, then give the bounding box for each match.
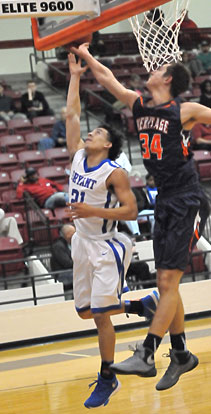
[71,231,132,314]
[153,187,210,270]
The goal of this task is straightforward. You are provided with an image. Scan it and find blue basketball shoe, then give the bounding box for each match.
[84,373,121,409]
[141,290,159,322]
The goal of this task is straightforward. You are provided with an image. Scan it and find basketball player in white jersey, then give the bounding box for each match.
[66,53,159,409]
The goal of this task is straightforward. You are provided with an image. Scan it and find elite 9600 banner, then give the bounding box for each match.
[0,0,100,18]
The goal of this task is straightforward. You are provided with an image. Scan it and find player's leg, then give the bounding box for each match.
[155,291,198,390]
[109,268,182,378]
[78,289,159,321]
[110,191,201,381]
[156,191,209,390]
[84,236,129,409]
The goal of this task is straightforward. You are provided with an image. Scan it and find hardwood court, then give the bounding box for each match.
[0,317,210,414]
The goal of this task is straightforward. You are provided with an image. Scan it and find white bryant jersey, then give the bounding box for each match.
[69,149,121,238]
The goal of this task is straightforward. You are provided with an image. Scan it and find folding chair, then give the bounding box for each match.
[0,172,13,195]
[18,150,47,168]
[32,116,57,134]
[0,121,8,137]
[0,153,19,172]
[1,189,25,214]
[0,134,26,154]
[25,132,49,150]
[38,166,68,184]
[0,237,25,280]
[8,118,33,137]
[10,169,25,185]
[45,148,70,166]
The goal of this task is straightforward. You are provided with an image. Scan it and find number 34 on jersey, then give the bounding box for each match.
[139,133,163,160]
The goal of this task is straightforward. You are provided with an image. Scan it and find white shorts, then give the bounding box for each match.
[71,232,132,314]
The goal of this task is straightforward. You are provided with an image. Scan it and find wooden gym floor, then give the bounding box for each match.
[0,317,210,414]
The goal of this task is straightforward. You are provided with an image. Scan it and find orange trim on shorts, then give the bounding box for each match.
[139,96,144,106]
[189,228,200,252]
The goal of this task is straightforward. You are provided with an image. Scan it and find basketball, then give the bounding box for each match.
[64,33,93,50]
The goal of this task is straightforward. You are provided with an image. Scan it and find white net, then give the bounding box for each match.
[129,0,190,72]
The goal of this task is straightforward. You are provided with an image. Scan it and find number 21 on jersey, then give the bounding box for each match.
[139,133,163,160]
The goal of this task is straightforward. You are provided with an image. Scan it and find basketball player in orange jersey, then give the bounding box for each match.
[71,43,211,390]
[66,53,159,409]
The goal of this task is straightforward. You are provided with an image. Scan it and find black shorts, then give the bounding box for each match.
[153,187,210,270]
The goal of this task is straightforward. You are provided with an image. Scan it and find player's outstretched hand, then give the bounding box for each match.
[70,43,91,60]
[68,52,88,76]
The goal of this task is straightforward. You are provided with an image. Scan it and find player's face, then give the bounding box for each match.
[85,128,111,152]
[147,64,170,89]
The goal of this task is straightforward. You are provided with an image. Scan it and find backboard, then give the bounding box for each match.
[29,0,170,50]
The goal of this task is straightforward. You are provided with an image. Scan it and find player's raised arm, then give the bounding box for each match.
[181,102,211,130]
[66,53,87,159]
[71,43,139,110]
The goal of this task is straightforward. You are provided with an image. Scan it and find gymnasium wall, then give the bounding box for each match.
[0,280,210,345]
[0,0,210,75]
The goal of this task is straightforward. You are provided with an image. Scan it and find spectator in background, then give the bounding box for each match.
[21,80,54,120]
[38,106,67,151]
[0,208,23,245]
[197,40,211,75]
[199,79,211,108]
[51,224,75,300]
[16,167,69,209]
[0,82,16,122]
[0,83,26,122]
[182,51,204,80]
[191,122,211,150]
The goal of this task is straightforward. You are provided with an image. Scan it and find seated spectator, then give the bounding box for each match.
[51,224,75,300]
[21,80,54,120]
[0,83,26,122]
[197,40,211,75]
[38,106,67,151]
[16,167,69,209]
[199,79,211,108]
[191,122,211,150]
[0,82,16,122]
[0,208,23,244]
[182,51,204,80]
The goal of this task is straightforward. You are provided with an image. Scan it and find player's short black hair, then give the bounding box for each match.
[164,62,190,97]
[99,124,123,160]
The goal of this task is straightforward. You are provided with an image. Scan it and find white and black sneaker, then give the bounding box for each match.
[156,349,199,391]
[110,342,157,377]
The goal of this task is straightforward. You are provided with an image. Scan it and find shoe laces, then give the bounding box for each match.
[128,343,142,354]
[88,378,98,389]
